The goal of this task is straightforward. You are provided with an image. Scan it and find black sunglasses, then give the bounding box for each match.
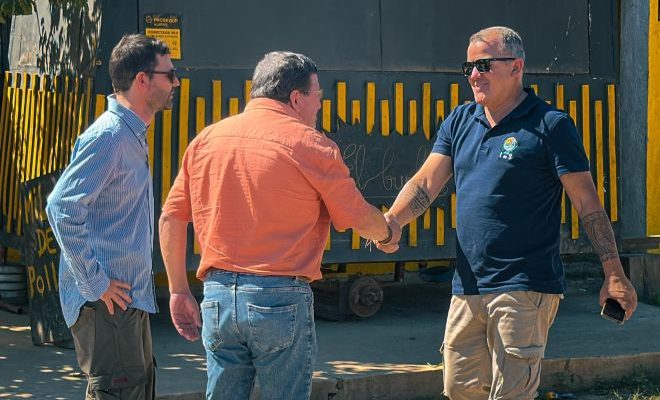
[148,68,178,83]
[461,58,517,76]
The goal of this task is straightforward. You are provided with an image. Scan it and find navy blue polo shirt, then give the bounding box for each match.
[433,88,589,295]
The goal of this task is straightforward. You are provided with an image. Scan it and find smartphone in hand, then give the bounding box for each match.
[601,298,625,324]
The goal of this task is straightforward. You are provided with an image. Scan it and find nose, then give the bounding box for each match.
[469,65,481,79]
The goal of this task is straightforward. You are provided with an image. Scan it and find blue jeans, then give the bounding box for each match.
[200,270,317,400]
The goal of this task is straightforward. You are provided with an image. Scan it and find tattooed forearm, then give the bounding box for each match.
[582,210,619,262]
[401,181,431,219]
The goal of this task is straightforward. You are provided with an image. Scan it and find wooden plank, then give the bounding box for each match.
[569,100,579,239]
[322,99,331,132]
[229,97,239,116]
[351,99,360,124]
[337,81,347,123]
[436,208,445,245]
[395,82,403,134]
[212,80,222,123]
[178,79,190,168]
[422,83,431,140]
[594,100,605,207]
[607,84,618,222]
[409,100,417,134]
[366,82,375,134]
[161,110,173,205]
[380,100,390,136]
[450,83,459,111]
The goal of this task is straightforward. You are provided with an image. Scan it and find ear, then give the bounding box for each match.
[289,89,301,109]
[512,59,524,74]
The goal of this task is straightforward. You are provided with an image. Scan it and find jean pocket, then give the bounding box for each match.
[248,303,297,353]
[200,301,223,352]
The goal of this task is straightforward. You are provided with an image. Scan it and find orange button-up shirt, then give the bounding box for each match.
[162,98,373,281]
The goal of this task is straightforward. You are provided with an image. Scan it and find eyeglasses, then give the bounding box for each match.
[301,88,323,99]
[461,58,517,76]
[148,68,178,83]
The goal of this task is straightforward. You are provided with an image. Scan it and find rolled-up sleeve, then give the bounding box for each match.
[297,134,373,231]
[46,132,118,301]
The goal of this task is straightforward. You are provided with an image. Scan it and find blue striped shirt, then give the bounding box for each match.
[46,95,157,327]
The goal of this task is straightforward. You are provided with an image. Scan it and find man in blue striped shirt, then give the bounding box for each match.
[46,34,180,400]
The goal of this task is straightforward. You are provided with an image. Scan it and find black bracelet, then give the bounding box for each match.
[378,225,393,245]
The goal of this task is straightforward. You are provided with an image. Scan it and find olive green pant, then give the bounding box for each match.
[70,301,155,400]
[442,291,561,400]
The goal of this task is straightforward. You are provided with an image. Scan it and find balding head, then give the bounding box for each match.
[469,27,525,60]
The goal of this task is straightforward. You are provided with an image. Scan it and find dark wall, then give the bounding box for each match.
[137,0,613,76]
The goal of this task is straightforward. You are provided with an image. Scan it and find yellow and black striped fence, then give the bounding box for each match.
[0,72,618,257]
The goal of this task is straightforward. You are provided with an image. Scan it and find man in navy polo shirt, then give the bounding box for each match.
[378,26,637,399]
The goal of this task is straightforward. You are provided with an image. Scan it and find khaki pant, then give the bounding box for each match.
[442,291,561,400]
[70,301,155,400]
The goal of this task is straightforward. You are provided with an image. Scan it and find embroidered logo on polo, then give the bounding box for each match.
[498,137,518,160]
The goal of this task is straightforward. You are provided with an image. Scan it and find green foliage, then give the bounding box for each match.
[0,0,88,24]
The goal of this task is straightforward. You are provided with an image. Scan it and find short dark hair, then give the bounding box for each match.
[109,34,170,92]
[250,51,318,103]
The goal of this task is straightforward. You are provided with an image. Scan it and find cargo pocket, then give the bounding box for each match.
[87,366,147,392]
[248,303,297,353]
[496,345,544,397]
[200,301,223,352]
[70,305,97,374]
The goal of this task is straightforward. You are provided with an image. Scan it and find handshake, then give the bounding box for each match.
[367,212,403,254]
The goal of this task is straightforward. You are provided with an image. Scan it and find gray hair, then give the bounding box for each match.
[251,51,318,103]
[469,26,526,60]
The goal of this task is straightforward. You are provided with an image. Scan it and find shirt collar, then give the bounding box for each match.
[107,94,148,139]
[474,87,538,126]
[244,97,302,121]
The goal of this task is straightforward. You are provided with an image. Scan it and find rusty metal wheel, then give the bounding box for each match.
[348,276,383,318]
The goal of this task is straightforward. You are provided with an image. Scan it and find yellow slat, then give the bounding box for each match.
[366,82,375,134]
[422,83,431,139]
[423,208,430,229]
[436,100,445,126]
[581,84,591,161]
[451,192,456,228]
[178,78,190,168]
[555,84,564,111]
[94,94,106,119]
[325,231,331,251]
[436,208,445,246]
[337,82,347,123]
[409,100,417,134]
[229,98,239,116]
[0,72,11,212]
[244,80,252,106]
[82,78,93,130]
[322,99,331,132]
[450,83,459,111]
[212,80,222,123]
[569,100,579,239]
[147,122,154,174]
[161,110,173,205]
[531,84,538,94]
[561,190,566,224]
[607,84,618,221]
[351,99,360,124]
[380,100,390,136]
[409,217,417,247]
[351,230,360,249]
[594,100,605,207]
[59,76,71,171]
[25,74,36,181]
[395,82,403,134]
[196,97,205,134]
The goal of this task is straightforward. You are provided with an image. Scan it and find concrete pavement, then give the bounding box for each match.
[1,272,660,399]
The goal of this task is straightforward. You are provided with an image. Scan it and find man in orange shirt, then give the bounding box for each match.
[159,51,400,399]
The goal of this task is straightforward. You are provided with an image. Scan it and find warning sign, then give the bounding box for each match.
[145,14,182,60]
